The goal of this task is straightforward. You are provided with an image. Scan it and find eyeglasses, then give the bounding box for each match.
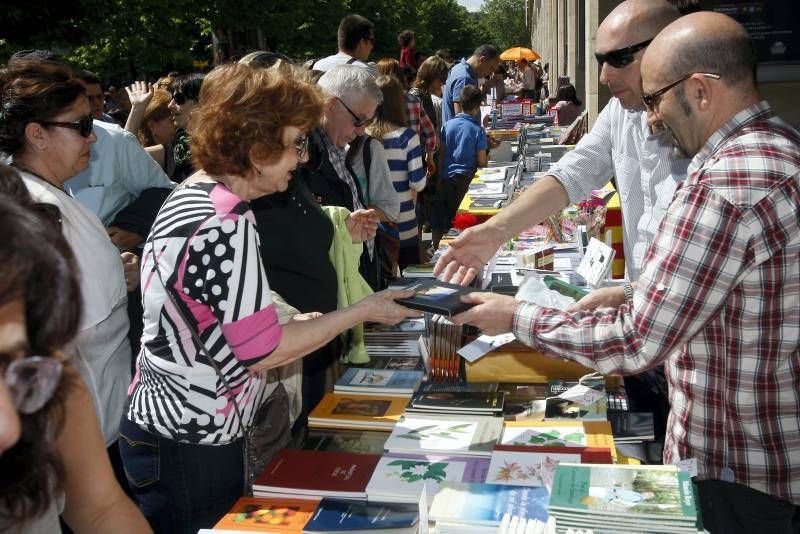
[38,115,94,138]
[3,356,63,414]
[595,39,652,69]
[285,135,309,159]
[335,97,375,128]
[642,72,721,112]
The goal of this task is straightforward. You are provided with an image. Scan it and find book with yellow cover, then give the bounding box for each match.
[501,420,617,460]
[213,496,318,532]
[307,392,408,431]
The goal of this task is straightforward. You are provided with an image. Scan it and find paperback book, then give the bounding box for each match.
[252,449,381,501]
[334,368,424,397]
[487,445,613,490]
[302,498,419,533]
[544,377,607,422]
[407,390,505,415]
[298,428,389,455]
[500,421,617,460]
[366,452,490,505]
[214,497,318,532]
[389,279,478,317]
[308,393,407,431]
[354,355,425,371]
[548,463,698,531]
[607,411,656,443]
[384,414,503,457]
[429,482,550,529]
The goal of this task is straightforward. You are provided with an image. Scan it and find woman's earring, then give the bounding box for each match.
[256,167,263,176]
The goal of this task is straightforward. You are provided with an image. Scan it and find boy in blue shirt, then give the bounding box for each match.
[433,85,488,246]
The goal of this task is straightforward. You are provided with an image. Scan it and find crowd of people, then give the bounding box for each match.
[0,2,798,534]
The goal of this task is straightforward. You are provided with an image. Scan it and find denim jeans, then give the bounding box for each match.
[119,417,245,534]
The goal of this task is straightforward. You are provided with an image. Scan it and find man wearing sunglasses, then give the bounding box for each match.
[313,14,378,77]
[436,0,683,460]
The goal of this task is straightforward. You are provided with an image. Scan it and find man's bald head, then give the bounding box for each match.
[598,0,680,48]
[645,11,757,89]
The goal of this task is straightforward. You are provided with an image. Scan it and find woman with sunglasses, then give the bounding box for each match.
[0,190,150,533]
[121,62,417,533]
[0,59,139,496]
[167,72,204,182]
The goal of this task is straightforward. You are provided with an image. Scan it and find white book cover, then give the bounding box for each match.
[500,424,588,448]
[385,415,503,456]
[487,448,583,489]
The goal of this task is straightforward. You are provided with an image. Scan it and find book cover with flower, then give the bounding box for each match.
[366,452,489,504]
[384,415,503,456]
[500,421,616,459]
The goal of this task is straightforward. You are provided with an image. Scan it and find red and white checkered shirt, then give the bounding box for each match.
[406,92,437,155]
[513,101,800,504]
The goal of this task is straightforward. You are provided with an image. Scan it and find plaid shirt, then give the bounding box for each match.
[406,92,437,155]
[513,101,800,504]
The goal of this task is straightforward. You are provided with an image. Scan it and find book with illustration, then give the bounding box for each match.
[366,452,490,504]
[548,463,698,531]
[389,278,478,317]
[334,368,424,397]
[214,496,318,532]
[544,377,607,421]
[384,414,503,457]
[486,445,613,490]
[302,498,419,533]
[308,393,407,431]
[252,449,381,500]
[500,421,617,459]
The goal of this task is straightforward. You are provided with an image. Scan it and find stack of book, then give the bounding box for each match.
[500,421,617,461]
[384,413,504,457]
[405,389,505,417]
[366,452,490,504]
[303,498,419,534]
[297,428,389,455]
[429,482,552,534]
[252,449,380,501]
[213,496,319,532]
[547,464,700,533]
[333,368,424,398]
[486,445,612,491]
[307,393,407,431]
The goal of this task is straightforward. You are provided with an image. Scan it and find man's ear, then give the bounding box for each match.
[23,122,48,151]
[691,75,713,112]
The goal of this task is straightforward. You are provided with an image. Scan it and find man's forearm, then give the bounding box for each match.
[485,175,569,240]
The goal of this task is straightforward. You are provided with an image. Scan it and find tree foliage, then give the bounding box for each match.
[0,0,524,82]
[478,0,530,51]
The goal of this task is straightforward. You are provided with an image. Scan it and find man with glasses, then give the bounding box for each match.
[455,12,800,531]
[313,14,378,77]
[435,0,683,461]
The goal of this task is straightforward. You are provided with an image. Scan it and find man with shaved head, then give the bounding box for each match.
[436,0,685,460]
[452,11,800,530]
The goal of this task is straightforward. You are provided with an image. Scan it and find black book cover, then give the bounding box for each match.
[410,390,505,412]
[607,411,655,441]
[390,279,478,317]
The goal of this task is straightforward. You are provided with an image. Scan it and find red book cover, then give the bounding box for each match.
[493,444,613,464]
[252,449,381,498]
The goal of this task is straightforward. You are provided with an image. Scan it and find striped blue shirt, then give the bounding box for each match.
[382,127,426,246]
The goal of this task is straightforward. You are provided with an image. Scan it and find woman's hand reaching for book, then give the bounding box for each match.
[357,289,421,325]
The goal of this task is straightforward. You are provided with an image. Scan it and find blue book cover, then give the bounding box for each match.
[429,482,549,526]
[303,498,419,532]
[335,368,424,392]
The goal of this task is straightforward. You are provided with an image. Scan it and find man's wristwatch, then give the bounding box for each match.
[623,281,634,304]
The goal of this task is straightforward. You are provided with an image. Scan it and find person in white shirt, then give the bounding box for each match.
[313,14,378,77]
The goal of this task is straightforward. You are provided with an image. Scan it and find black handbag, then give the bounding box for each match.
[148,210,290,495]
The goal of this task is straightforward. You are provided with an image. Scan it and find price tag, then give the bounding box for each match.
[676,458,698,477]
[558,384,604,406]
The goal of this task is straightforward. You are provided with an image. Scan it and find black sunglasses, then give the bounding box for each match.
[642,72,721,112]
[335,96,374,128]
[595,39,652,69]
[38,115,94,138]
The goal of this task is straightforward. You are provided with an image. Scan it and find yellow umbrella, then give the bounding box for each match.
[499,47,541,61]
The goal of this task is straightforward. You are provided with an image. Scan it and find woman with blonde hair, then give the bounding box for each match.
[120,62,416,533]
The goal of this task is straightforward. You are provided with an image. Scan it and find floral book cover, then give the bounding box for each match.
[500,420,616,459]
[366,452,490,504]
[213,496,318,532]
[384,415,503,456]
[487,445,613,490]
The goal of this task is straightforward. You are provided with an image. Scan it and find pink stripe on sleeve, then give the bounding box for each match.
[221,304,282,364]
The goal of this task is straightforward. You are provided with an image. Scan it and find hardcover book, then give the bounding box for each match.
[408,390,505,414]
[384,414,503,457]
[366,452,490,504]
[428,482,550,527]
[214,496,319,532]
[334,368,424,397]
[307,393,407,431]
[389,279,478,317]
[303,498,418,533]
[252,449,381,500]
[500,421,617,459]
